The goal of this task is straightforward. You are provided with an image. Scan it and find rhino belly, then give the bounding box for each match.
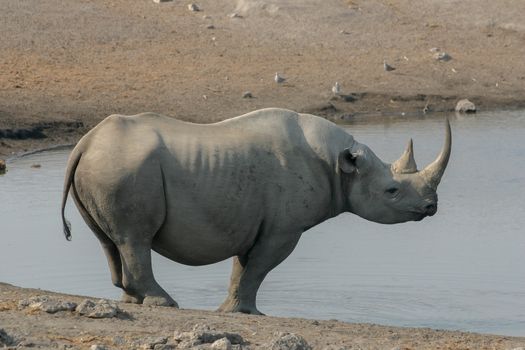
[151,216,260,266]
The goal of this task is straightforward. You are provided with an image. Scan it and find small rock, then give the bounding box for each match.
[429,47,440,52]
[188,3,200,11]
[434,52,451,61]
[154,344,177,350]
[90,345,107,350]
[0,329,15,347]
[242,91,253,99]
[311,320,320,326]
[211,337,232,350]
[31,163,41,168]
[192,323,212,332]
[0,159,6,174]
[455,99,476,113]
[174,328,244,347]
[206,24,215,29]
[153,0,173,3]
[228,13,242,18]
[18,295,77,313]
[76,299,119,318]
[264,332,312,350]
[133,336,168,349]
[112,336,126,346]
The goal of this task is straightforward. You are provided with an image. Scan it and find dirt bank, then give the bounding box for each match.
[1,0,525,157]
[1,283,524,349]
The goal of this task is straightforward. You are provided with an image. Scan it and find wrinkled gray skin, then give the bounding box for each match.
[61,108,451,314]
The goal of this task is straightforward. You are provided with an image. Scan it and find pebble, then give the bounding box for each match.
[264,332,312,350]
[90,345,107,350]
[132,336,168,349]
[0,328,14,347]
[434,52,451,61]
[31,163,41,168]
[75,299,119,318]
[152,0,173,3]
[154,344,177,350]
[228,13,242,18]
[206,24,215,29]
[211,337,232,350]
[455,99,476,113]
[242,91,253,98]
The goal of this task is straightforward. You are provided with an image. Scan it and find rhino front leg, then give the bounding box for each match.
[217,232,302,315]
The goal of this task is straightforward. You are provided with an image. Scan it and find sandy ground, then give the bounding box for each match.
[1,282,525,349]
[1,0,525,157]
[2,1,525,348]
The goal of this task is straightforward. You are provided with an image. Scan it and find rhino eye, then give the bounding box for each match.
[385,187,399,195]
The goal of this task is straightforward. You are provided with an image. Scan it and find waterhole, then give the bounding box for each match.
[1,110,524,336]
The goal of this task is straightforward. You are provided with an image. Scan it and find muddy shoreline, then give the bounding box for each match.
[2,95,525,159]
[1,282,524,349]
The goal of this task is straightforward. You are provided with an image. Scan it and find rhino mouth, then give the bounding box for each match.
[414,215,425,222]
[410,210,428,221]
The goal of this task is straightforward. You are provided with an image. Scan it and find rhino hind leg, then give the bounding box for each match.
[217,232,302,315]
[117,240,178,307]
[71,184,134,298]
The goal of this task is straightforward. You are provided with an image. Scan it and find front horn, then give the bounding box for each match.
[419,119,452,190]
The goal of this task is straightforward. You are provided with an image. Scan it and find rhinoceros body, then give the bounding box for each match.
[61,108,451,314]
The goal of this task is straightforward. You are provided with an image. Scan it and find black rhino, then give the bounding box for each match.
[61,108,451,314]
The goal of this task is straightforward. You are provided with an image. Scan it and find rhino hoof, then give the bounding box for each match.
[143,295,179,308]
[121,292,143,304]
[217,302,264,315]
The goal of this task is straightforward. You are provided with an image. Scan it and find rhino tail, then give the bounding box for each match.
[61,146,83,241]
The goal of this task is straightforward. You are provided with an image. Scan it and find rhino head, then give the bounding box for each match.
[338,121,451,224]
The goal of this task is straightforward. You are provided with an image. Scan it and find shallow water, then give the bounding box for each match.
[1,110,524,336]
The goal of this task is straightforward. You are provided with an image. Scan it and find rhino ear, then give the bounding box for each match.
[338,148,358,174]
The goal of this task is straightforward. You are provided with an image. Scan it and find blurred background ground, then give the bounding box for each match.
[1,0,524,156]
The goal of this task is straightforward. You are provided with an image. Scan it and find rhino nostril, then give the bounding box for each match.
[424,203,437,215]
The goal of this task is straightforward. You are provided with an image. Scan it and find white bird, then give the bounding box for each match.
[188,3,200,11]
[332,82,341,95]
[274,73,286,84]
[383,60,395,72]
